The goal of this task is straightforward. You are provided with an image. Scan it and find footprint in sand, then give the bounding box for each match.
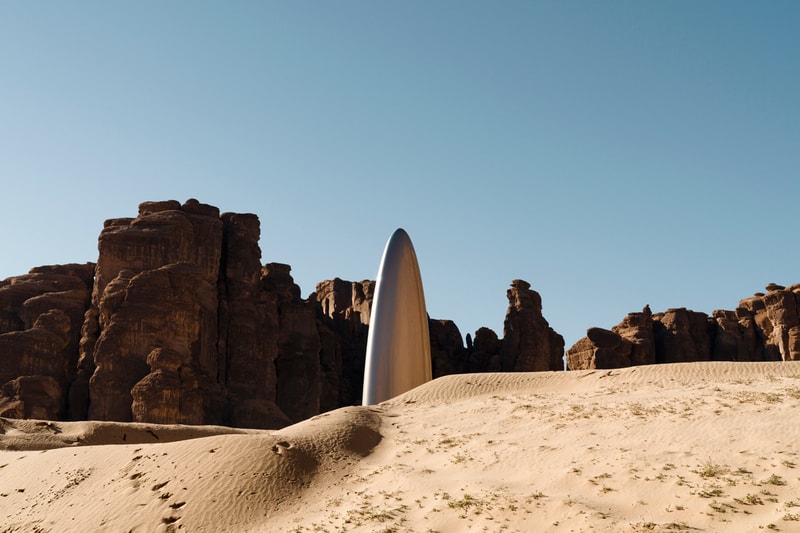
[159,488,185,529]
[271,441,292,455]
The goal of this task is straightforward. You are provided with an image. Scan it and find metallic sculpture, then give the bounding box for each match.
[362,228,432,405]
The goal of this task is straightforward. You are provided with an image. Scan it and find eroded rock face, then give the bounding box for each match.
[711,308,766,362]
[264,263,322,424]
[96,263,222,423]
[217,213,287,429]
[739,284,800,361]
[80,199,287,428]
[566,327,626,370]
[470,327,502,372]
[567,283,798,370]
[613,307,657,366]
[0,376,62,420]
[653,308,714,364]
[83,200,225,423]
[11,199,799,422]
[0,265,94,419]
[0,199,569,426]
[315,278,375,410]
[429,319,467,377]
[501,280,565,371]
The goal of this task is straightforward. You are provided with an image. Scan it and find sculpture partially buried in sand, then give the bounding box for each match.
[362,228,432,405]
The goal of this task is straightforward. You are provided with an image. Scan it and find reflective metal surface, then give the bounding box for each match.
[362,228,432,405]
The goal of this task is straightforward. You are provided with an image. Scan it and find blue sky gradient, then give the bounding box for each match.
[2,2,798,349]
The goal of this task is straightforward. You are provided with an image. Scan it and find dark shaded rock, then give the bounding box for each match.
[429,319,467,377]
[613,306,657,367]
[501,280,564,371]
[264,263,322,424]
[710,308,768,361]
[586,327,621,349]
[471,327,502,372]
[1,199,573,427]
[131,348,201,424]
[653,308,714,364]
[567,325,627,371]
[217,213,287,429]
[0,310,72,419]
[81,200,288,427]
[315,278,374,409]
[0,265,93,419]
[0,376,62,420]
[89,263,221,422]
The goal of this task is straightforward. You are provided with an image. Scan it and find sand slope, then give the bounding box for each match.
[2,362,800,532]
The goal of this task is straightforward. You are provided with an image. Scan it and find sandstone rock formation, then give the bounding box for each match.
[429,319,468,377]
[74,200,288,428]
[567,283,800,370]
[0,264,94,419]
[1,199,568,427]
[501,280,565,372]
[314,278,374,410]
[739,284,800,361]
[7,199,800,424]
[263,262,323,423]
[469,327,503,372]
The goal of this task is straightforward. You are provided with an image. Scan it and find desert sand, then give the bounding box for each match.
[2,361,800,532]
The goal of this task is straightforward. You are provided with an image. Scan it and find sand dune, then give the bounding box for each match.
[2,361,800,532]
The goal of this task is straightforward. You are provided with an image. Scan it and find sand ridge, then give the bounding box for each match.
[2,361,800,532]
[0,418,261,451]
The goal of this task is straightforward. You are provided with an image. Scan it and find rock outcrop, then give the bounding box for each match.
[501,280,565,372]
[7,199,800,424]
[74,200,288,428]
[739,284,800,361]
[1,199,568,427]
[0,264,94,419]
[567,283,800,370]
[314,278,374,410]
[263,262,323,423]
[429,319,468,376]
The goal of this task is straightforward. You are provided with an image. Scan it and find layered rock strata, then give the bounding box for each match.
[0,264,94,419]
[501,280,565,372]
[74,200,288,428]
[1,199,568,427]
[314,278,374,410]
[5,200,800,424]
[566,284,800,370]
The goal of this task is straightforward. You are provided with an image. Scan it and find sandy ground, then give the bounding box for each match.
[2,361,800,532]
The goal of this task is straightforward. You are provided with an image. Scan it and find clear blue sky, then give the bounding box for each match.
[2,2,798,350]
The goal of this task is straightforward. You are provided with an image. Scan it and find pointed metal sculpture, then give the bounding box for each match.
[362,228,432,405]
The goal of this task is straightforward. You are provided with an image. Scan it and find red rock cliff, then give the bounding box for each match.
[1,199,565,426]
